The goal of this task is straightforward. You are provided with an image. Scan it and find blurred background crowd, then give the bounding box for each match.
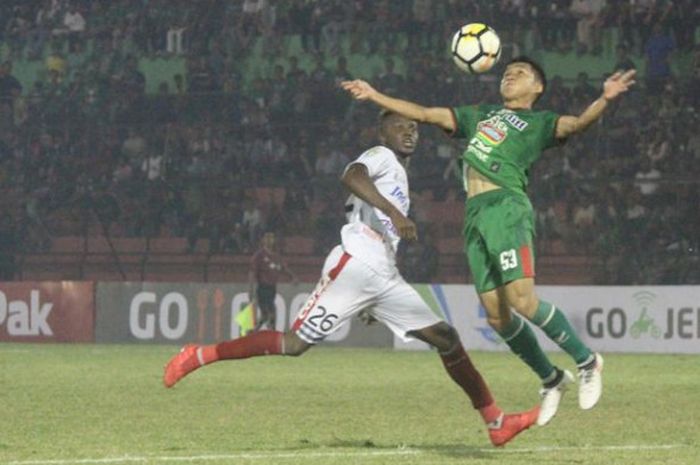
[0,0,699,284]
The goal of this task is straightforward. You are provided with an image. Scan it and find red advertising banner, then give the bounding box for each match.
[0,282,95,343]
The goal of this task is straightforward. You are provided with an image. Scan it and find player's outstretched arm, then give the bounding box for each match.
[341,80,455,133]
[342,163,418,241]
[555,69,636,139]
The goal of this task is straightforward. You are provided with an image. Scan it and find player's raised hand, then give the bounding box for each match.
[341,80,377,100]
[603,69,636,100]
[389,211,418,241]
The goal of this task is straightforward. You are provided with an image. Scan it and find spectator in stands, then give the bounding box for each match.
[26,1,52,60]
[645,126,670,165]
[122,55,146,96]
[283,184,311,234]
[573,72,598,101]
[312,198,343,255]
[634,156,661,198]
[614,44,636,72]
[4,5,30,60]
[0,0,697,285]
[0,214,17,280]
[45,43,67,77]
[321,1,344,55]
[539,0,576,52]
[0,212,20,281]
[286,55,307,87]
[571,192,597,251]
[332,55,353,84]
[63,4,86,53]
[569,0,605,55]
[184,182,205,252]
[112,155,134,187]
[249,230,298,331]
[122,128,146,158]
[241,197,263,252]
[141,150,163,182]
[24,186,52,251]
[268,64,289,122]
[376,58,404,96]
[645,24,675,95]
[0,61,22,132]
[166,15,187,55]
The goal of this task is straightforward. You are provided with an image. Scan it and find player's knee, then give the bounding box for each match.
[440,324,460,348]
[509,294,537,316]
[423,322,460,352]
[283,333,311,356]
[487,314,511,332]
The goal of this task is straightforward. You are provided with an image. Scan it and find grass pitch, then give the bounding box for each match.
[1,344,698,465]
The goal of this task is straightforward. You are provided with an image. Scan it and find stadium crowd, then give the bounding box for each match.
[0,0,699,284]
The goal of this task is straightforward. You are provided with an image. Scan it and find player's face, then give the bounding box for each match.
[380,114,419,156]
[262,232,275,250]
[500,63,543,104]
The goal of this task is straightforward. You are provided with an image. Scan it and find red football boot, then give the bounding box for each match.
[488,406,540,447]
[163,344,201,388]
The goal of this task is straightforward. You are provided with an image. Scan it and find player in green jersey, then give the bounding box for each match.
[342,57,636,426]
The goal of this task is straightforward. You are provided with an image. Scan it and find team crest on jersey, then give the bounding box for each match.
[476,122,506,146]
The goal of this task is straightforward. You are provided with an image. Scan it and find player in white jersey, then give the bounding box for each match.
[163,111,539,447]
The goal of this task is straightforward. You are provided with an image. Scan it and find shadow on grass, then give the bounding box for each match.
[320,437,492,459]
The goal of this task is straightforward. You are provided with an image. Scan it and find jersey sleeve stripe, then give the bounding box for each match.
[446,108,459,137]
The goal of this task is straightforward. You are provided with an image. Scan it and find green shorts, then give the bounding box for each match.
[464,189,536,293]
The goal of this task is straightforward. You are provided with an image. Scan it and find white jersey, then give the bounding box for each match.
[340,145,409,276]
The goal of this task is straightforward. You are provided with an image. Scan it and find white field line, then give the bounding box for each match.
[5,450,418,465]
[479,443,687,453]
[3,444,689,465]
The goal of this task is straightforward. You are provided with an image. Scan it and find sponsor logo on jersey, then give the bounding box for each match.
[389,185,409,209]
[476,122,506,145]
[503,113,528,131]
[467,139,491,161]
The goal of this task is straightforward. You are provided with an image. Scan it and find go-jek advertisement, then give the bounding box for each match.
[395,285,700,354]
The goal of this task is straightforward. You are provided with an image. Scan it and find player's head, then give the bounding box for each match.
[500,56,547,107]
[261,231,276,250]
[378,110,418,157]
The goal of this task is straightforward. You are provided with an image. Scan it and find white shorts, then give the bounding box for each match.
[292,245,442,344]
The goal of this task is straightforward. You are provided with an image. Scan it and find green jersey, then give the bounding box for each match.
[451,104,560,195]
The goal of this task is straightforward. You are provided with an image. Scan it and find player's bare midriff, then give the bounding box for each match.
[466,165,503,198]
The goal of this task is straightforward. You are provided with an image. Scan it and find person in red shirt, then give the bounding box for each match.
[249,231,297,331]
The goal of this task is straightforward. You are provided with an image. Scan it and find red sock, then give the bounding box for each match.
[200,331,284,364]
[439,344,501,424]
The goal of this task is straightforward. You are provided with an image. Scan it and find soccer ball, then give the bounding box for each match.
[451,23,502,74]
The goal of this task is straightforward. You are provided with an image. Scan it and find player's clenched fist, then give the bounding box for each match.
[389,211,418,241]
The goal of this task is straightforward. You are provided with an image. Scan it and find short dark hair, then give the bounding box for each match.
[377,109,399,127]
[507,56,547,101]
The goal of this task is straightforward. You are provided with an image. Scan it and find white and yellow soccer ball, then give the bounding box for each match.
[451,23,502,74]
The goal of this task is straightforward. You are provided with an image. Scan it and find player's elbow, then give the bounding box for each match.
[340,171,354,189]
[556,118,580,139]
[341,165,367,188]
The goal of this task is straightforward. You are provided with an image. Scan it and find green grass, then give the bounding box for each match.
[1,344,698,465]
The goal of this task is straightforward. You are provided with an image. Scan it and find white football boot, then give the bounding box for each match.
[537,369,575,426]
[578,353,604,410]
